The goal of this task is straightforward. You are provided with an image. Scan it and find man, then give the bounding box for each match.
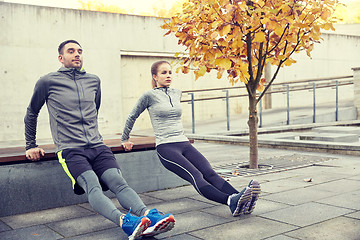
[24,40,174,239]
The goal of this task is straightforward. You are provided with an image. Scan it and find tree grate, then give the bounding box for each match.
[213,154,336,178]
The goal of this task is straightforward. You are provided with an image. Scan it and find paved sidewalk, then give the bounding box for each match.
[0,141,359,240]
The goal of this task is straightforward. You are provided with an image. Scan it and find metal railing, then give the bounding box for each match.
[181,75,354,133]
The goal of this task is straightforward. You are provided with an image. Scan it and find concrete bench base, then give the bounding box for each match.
[299,132,359,142]
[312,126,360,135]
[0,150,187,217]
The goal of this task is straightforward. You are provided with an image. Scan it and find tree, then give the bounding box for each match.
[161,0,339,169]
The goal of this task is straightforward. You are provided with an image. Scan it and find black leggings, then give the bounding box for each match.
[156,141,239,204]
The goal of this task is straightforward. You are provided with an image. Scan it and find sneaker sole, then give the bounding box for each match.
[233,187,252,217]
[245,180,261,214]
[128,217,151,240]
[141,215,175,237]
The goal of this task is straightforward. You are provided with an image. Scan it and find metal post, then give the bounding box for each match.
[223,90,230,131]
[335,80,339,121]
[313,82,316,123]
[286,85,290,125]
[188,93,195,133]
[259,99,263,128]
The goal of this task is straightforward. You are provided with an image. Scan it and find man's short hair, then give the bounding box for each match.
[58,40,82,54]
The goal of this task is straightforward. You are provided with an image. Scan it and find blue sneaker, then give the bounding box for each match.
[229,187,252,217]
[141,208,175,237]
[245,179,261,214]
[121,209,151,240]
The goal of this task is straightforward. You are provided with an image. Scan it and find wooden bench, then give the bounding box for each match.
[0,137,188,217]
[0,137,157,164]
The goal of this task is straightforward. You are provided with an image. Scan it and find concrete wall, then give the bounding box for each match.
[1,2,360,143]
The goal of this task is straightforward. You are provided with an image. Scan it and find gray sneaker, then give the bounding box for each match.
[245,179,261,214]
[229,187,252,217]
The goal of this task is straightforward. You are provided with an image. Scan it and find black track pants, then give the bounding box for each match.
[156,141,239,204]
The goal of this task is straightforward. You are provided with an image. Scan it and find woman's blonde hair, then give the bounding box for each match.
[151,60,171,88]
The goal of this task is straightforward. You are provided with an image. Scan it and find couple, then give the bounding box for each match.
[25,40,260,239]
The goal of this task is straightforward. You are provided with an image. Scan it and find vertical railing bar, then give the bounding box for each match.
[225,90,230,131]
[335,80,339,121]
[259,98,263,128]
[313,82,316,123]
[286,85,290,125]
[188,93,195,133]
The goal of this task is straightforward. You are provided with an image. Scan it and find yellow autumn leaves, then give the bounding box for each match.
[162,0,339,93]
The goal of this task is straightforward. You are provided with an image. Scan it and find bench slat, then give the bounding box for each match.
[0,137,156,164]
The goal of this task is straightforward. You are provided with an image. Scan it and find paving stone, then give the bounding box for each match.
[190,216,297,240]
[348,175,360,181]
[346,211,360,220]
[273,163,353,180]
[196,143,249,165]
[323,158,359,165]
[1,205,94,229]
[279,170,351,185]
[265,235,299,240]
[0,220,11,232]
[260,178,310,193]
[308,179,360,194]
[260,202,353,227]
[199,204,253,220]
[46,214,115,238]
[249,199,291,215]
[146,198,214,215]
[187,194,222,206]
[157,210,232,238]
[286,216,360,240]
[318,163,360,176]
[262,186,337,205]
[76,203,94,213]
[159,233,202,240]
[222,176,252,189]
[61,227,123,240]
[200,198,289,220]
[316,190,360,210]
[143,185,196,201]
[0,225,63,240]
[247,170,302,183]
[138,193,166,205]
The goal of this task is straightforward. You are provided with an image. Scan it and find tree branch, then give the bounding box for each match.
[256,59,284,103]
[267,24,289,54]
[254,42,264,85]
[246,32,256,98]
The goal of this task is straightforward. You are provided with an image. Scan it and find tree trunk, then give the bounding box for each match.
[248,94,258,169]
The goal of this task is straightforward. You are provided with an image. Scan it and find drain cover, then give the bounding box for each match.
[213,154,336,178]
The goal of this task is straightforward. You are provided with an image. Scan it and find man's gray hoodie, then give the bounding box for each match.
[24,67,104,152]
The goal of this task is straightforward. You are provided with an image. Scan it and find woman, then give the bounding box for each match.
[121,60,260,217]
